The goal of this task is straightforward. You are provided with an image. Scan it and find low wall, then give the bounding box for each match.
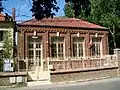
[0,72,27,86]
[51,67,118,82]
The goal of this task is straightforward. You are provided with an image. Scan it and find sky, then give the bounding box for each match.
[2,0,65,21]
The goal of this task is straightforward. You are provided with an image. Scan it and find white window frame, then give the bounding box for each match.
[73,37,85,58]
[51,37,65,59]
[91,37,102,57]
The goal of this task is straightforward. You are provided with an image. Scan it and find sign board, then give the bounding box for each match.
[10,77,16,83]
[17,77,23,83]
[3,58,13,72]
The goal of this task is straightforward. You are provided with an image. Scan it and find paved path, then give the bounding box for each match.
[1,77,120,90]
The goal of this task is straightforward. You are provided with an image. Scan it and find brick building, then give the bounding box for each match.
[17,17,113,83]
[18,17,108,59]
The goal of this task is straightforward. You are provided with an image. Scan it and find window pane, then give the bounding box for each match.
[36,50,41,58]
[51,44,57,57]
[28,50,33,58]
[92,37,101,42]
[51,37,64,58]
[28,43,33,48]
[58,43,63,58]
[73,44,77,57]
[73,37,84,42]
[51,37,64,42]
[73,37,84,57]
[78,44,83,57]
[91,37,101,56]
[92,44,95,56]
[36,43,41,48]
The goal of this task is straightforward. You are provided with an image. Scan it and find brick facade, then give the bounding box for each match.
[18,26,109,59]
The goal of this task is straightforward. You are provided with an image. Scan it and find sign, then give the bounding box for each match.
[17,77,23,83]
[10,77,16,83]
[3,58,13,72]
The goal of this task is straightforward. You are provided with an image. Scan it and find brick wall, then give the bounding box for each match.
[18,26,109,59]
[51,68,118,82]
[0,72,27,86]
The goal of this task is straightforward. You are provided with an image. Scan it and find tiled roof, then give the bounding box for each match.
[0,13,5,21]
[20,17,107,29]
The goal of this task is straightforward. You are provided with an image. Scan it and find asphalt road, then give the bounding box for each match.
[1,77,120,90]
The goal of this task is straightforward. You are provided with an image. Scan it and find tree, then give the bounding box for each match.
[64,2,74,18]
[65,0,91,18]
[30,0,59,20]
[90,0,120,53]
[2,29,13,58]
[0,0,6,13]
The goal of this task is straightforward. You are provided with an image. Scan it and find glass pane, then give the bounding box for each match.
[28,50,34,58]
[73,44,77,57]
[51,44,57,57]
[58,43,63,58]
[91,44,95,56]
[36,43,41,48]
[78,44,83,57]
[92,37,101,42]
[51,37,64,42]
[51,37,64,58]
[95,44,100,56]
[28,43,33,48]
[73,37,84,42]
[36,50,41,58]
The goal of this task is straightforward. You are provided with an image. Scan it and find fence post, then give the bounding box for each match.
[114,49,120,76]
[26,57,28,72]
[18,57,19,72]
[83,59,85,69]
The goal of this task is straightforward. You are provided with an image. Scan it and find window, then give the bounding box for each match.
[27,36,42,59]
[0,31,3,41]
[51,37,64,59]
[73,37,84,57]
[91,37,101,56]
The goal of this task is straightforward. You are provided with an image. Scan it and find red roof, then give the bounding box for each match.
[20,17,107,29]
[0,13,5,21]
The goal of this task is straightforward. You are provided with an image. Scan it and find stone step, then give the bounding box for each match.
[27,80,52,86]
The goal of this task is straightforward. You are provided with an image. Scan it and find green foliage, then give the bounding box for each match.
[30,0,59,20]
[64,0,120,53]
[64,2,74,18]
[0,55,3,71]
[90,0,120,52]
[2,30,13,58]
[0,0,6,13]
[65,0,91,18]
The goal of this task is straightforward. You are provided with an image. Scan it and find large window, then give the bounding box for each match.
[91,37,101,56]
[0,31,3,41]
[73,37,84,57]
[51,37,64,59]
[27,36,42,59]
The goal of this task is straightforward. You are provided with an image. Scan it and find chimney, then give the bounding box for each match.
[12,8,15,21]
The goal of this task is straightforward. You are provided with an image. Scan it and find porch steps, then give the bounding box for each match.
[27,80,52,86]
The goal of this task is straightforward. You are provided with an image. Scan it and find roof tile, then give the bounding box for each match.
[20,17,107,29]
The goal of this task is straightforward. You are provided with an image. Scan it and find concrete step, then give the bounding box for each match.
[27,80,52,86]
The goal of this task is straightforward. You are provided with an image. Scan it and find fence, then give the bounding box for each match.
[49,55,118,72]
[13,54,118,72]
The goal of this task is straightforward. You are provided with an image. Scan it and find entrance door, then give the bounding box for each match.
[27,36,43,80]
[27,36,50,81]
